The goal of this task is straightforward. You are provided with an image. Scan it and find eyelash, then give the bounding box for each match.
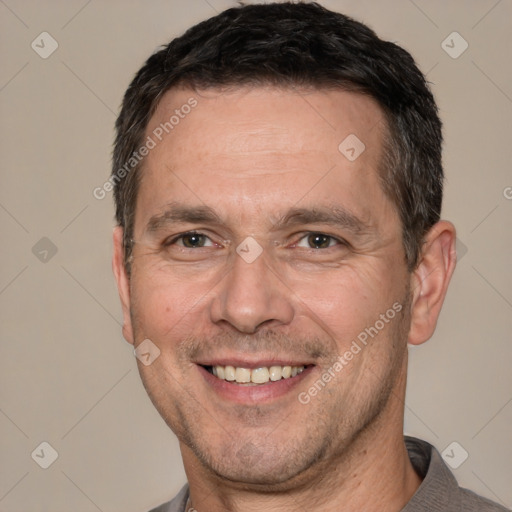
[294,233,345,250]
[163,231,347,250]
[164,231,219,248]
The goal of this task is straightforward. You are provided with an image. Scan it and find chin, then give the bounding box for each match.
[190,434,329,489]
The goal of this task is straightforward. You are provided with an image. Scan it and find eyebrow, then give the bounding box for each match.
[144,202,373,236]
[145,202,222,233]
[269,206,373,235]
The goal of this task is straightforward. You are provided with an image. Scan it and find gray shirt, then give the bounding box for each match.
[149,437,509,511]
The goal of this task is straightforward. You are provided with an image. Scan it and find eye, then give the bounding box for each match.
[296,233,340,249]
[168,232,215,248]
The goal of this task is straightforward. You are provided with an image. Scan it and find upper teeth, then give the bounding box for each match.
[212,365,305,384]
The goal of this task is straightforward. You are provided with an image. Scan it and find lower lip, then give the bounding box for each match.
[198,365,314,404]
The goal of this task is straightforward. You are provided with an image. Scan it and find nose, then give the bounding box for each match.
[210,249,294,334]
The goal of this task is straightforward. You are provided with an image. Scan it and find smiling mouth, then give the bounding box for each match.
[202,364,310,385]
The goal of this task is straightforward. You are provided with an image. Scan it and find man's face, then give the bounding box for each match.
[121,87,413,486]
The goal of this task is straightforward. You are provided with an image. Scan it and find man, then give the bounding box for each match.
[111,2,508,511]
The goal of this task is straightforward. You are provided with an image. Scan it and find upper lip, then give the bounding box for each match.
[195,357,314,369]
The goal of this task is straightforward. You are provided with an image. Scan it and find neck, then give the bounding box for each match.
[182,365,421,512]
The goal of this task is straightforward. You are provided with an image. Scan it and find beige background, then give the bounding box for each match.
[1,0,511,511]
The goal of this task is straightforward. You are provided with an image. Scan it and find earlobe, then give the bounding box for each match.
[112,226,135,345]
[408,221,457,346]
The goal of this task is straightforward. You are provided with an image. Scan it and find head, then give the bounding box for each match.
[112,2,456,489]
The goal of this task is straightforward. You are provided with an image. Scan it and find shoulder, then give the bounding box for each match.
[458,487,510,511]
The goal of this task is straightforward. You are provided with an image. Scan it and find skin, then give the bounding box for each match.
[112,86,457,511]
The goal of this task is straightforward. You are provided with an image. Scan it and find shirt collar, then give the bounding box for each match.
[402,436,460,511]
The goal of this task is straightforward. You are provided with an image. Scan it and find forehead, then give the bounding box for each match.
[135,85,395,233]
[148,85,386,159]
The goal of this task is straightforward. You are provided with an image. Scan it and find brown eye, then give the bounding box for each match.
[306,233,334,249]
[179,233,209,248]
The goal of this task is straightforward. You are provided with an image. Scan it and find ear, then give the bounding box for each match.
[112,226,134,345]
[408,220,457,345]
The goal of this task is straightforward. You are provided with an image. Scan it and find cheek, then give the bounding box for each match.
[130,268,215,342]
[290,262,397,341]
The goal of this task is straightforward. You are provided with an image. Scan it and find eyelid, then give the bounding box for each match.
[290,231,348,248]
[164,230,227,248]
[161,229,347,249]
